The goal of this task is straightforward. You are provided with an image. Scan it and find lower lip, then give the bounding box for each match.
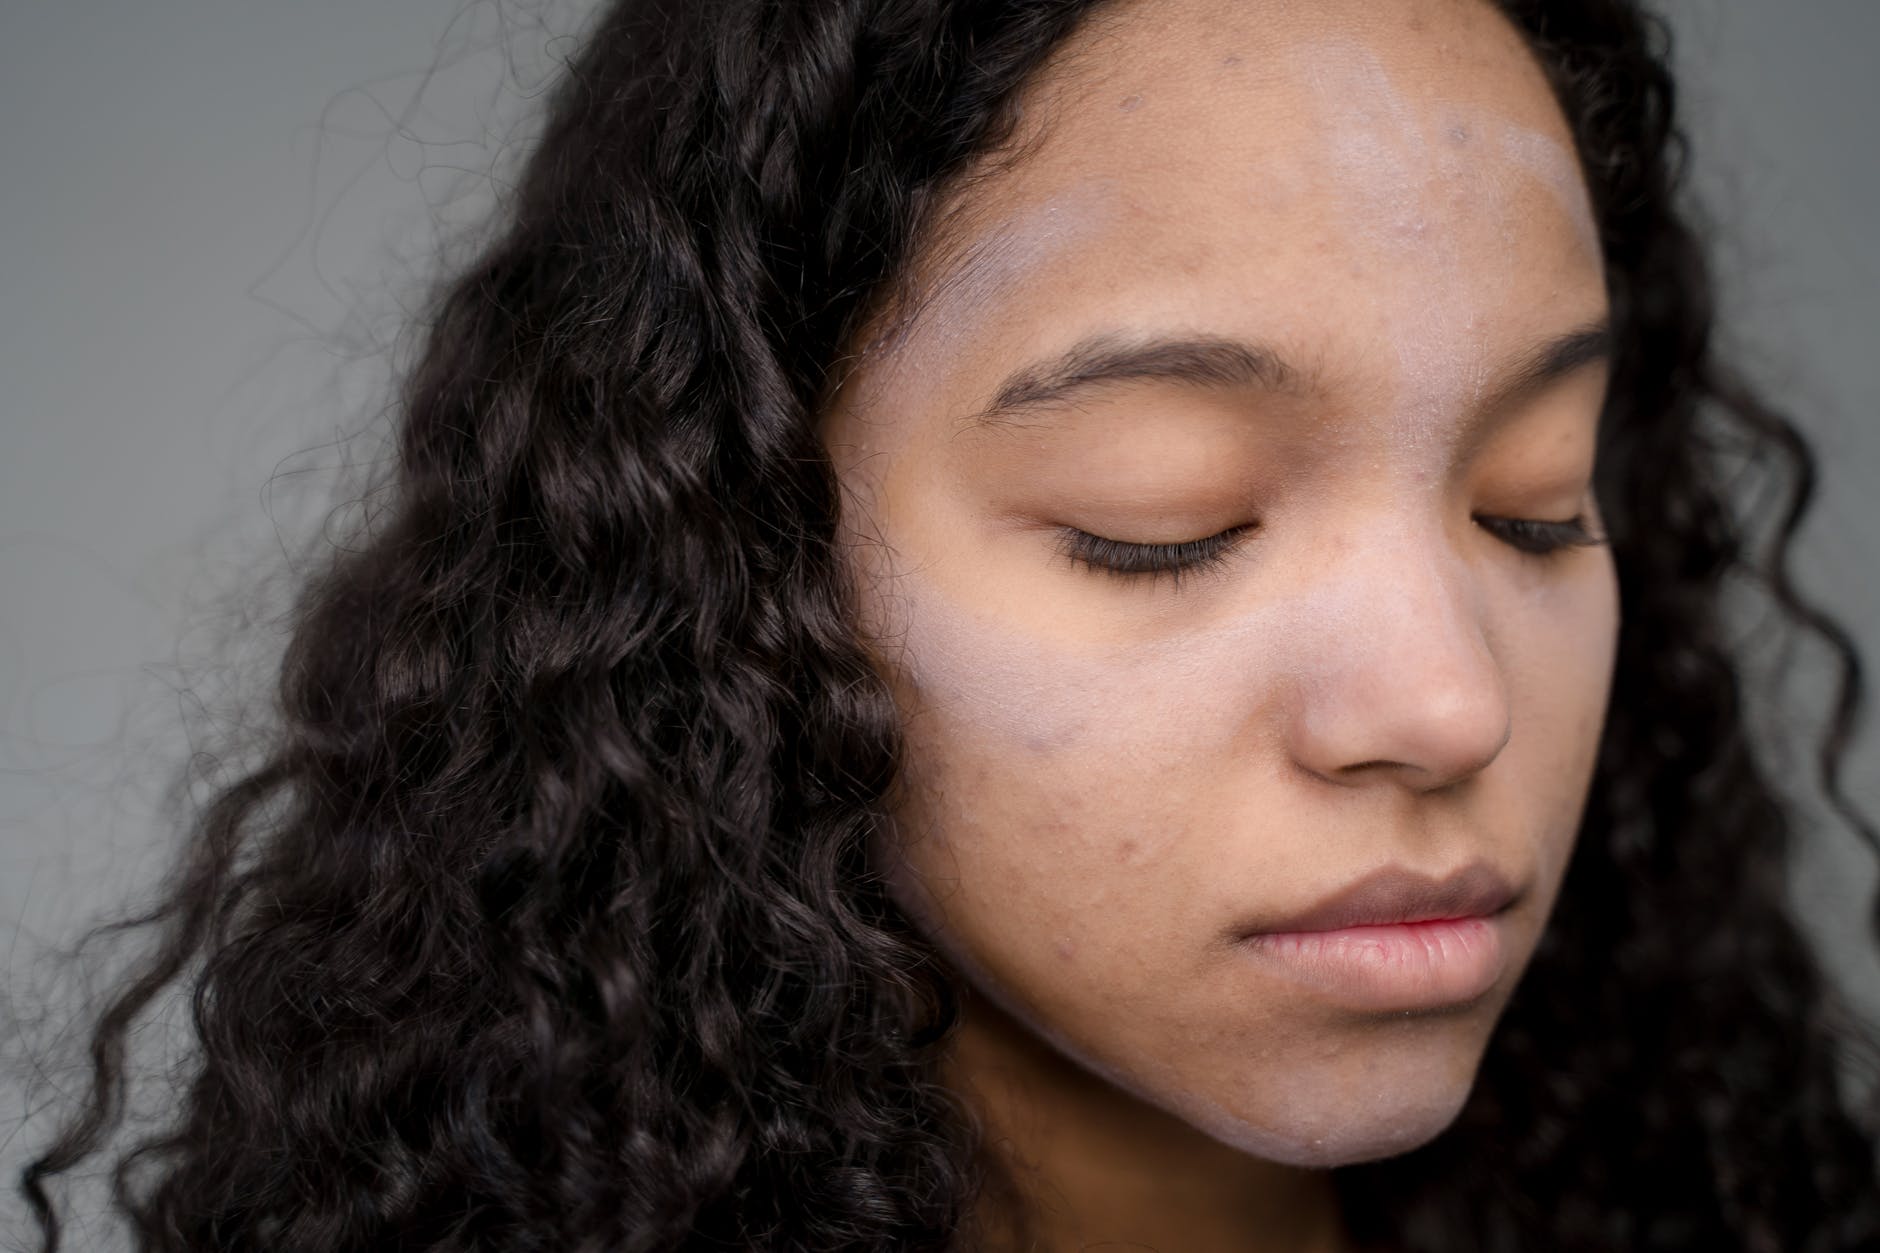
[1239,916,1507,1013]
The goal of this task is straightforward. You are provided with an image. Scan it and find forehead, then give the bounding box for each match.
[937,0,1584,246]
[856,0,1604,417]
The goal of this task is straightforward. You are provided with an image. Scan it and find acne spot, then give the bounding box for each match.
[1055,936,1077,962]
[1118,93,1144,112]
[1116,837,1140,863]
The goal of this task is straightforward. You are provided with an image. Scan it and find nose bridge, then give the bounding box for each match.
[1285,518,1511,790]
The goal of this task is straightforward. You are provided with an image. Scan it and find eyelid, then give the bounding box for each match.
[1053,524,1256,586]
[1472,513,1609,556]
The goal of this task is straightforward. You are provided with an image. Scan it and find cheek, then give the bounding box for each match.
[1501,551,1619,767]
[1487,550,1621,878]
[868,565,1282,996]
[873,537,1308,777]
[881,578,1207,918]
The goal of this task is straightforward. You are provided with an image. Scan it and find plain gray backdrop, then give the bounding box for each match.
[3,1,1877,1238]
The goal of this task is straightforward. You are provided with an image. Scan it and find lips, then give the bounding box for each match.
[1240,860,1519,937]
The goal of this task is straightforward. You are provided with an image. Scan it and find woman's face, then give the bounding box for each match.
[820,0,1617,1168]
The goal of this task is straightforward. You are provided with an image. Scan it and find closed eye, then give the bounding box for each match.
[1473,513,1607,557]
[1054,513,1604,587]
[1054,524,1256,586]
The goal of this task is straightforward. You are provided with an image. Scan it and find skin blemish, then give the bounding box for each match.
[1119,93,1144,111]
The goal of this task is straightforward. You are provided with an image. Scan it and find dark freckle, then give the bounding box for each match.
[1117,838,1139,863]
[1118,93,1143,112]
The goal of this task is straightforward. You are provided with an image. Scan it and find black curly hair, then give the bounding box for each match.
[18,0,1880,1249]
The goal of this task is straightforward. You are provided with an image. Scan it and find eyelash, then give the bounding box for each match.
[1054,524,1253,586]
[1055,515,1606,583]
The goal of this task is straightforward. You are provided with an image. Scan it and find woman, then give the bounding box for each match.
[20,0,1880,1248]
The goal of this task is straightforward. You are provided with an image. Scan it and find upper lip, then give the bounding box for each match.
[1240,861,1520,936]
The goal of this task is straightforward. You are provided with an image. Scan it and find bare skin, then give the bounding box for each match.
[819,0,1617,1248]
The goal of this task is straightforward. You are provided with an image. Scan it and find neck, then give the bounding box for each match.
[944,988,1357,1253]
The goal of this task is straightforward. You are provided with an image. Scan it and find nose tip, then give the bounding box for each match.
[1284,566,1513,792]
[1292,678,1511,792]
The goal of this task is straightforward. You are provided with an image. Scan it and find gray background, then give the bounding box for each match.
[3,0,1876,1239]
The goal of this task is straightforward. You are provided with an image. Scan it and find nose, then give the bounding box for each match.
[1283,540,1512,792]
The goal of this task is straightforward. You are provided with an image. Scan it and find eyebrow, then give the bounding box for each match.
[956,320,1613,433]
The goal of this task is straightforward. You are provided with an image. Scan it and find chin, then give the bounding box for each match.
[1156,1056,1485,1170]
